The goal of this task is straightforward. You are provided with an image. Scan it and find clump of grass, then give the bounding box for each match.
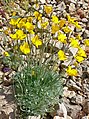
[13,64,63,117]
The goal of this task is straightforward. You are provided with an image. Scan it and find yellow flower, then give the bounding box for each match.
[51,24,59,33]
[67,14,81,29]
[52,15,59,23]
[58,33,67,44]
[84,39,89,46]
[31,35,42,48]
[9,18,21,26]
[75,34,82,40]
[70,38,79,48]
[12,11,16,16]
[44,5,53,14]
[59,19,66,28]
[32,70,35,76]
[58,50,67,61]
[41,21,49,29]
[74,61,78,66]
[66,66,78,76]
[17,18,26,28]
[10,30,26,40]
[10,33,17,40]
[4,28,11,35]
[75,55,84,62]
[73,21,82,29]
[20,42,30,54]
[25,22,35,33]
[34,11,42,20]
[67,14,75,24]
[62,26,72,33]
[77,48,87,57]
[74,48,86,62]
[27,17,33,23]
[3,51,10,57]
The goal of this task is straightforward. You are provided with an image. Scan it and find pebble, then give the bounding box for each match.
[82,115,89,119]
[53,116,72,119]
[84,30,89,38]
[0,71,3,76]
[84,0,89,3]
[75,94,84,104]
[28,116,40,119]
[69,3,76,12]
[68,0,77,4]
[0,71,3,83]
[57,2,66,11]
[82,18,88,23]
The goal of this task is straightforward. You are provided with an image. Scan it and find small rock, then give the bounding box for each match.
[40,0,45,3]
[63,98,82,119]
[85,46,89,56]
[69,47,78,56]
[82,18,88,23]
[54,116,64,119]
[84,30,89,37]
[28,116,40,119]
[53,116,72,119]
[69,3,76,12]
[0,71,3,83]
[68,0,77,4]
[82,115,89,119]
[75,94,83,104]
[77,9,85,18]
[67,116,72,119]
[69,91,76,98]
[57,2,66,11]
[0,71,3,76]
[85,0,88,2]
[83,2,88,9]
[0,111,9,119]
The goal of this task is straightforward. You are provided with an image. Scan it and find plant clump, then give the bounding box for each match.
[0,0,88,118]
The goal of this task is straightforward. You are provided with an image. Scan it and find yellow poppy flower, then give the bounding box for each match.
[75,34,82,40]
[10,30,26,40]
[41,21,49,29]
[44,5,53,14]
[66,66,78,76]
[67,14,82,29]
[58,33,67,44]
[31,35,42,48]
[51,24,59,34]
[59,19,66,28]
[77,48,87,57]
[4,28,11,35]
[34,11,42,20]
[12,11,16,16]
[3,51,10,57]
[67,14,75,24]
[9,18,21,26]
[84,39,89,46]
[17,18,26,28]
[27,17,33,23]
[58,50,67,61]
[74,21,82,29]
[25,22,35,32]
[62,26,72,33]
[20,42,30,54]
[70,38,79,48]
[75,55,84,62]
[52,15,59,23]
[10,33,17,40]
[74,61,78,66]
